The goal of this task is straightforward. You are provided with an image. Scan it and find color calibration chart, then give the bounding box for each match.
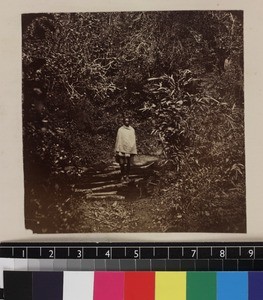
[3,270,263,300]
[2,242,263,299]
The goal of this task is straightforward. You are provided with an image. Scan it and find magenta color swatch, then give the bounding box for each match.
[93,271,125,300]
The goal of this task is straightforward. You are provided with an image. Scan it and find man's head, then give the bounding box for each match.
[123,117,130,127]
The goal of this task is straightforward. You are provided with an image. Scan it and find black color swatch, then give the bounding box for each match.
[4,271,32,300]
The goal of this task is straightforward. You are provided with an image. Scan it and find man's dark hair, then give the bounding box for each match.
[123,116,130,122]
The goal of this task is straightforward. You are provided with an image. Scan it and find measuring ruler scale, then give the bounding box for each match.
[1,242,263,299]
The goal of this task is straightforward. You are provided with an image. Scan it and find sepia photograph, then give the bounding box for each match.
[22,10,246,233]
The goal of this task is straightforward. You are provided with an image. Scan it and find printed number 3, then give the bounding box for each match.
[77,250,82,258]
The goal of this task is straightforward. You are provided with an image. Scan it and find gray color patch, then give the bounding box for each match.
[151,259,166,271]
[39,259,54,271]
[67,259,82,271]
[95,259,106,271]
[81,259,95,271]
[166,259,181,271]
[120,259,136,271]
[28,259,40,271]
[53,259,67,271]
[136,259,151,271]
[106,259,120,271]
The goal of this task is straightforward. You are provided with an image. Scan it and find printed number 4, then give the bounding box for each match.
[105,250,111,258]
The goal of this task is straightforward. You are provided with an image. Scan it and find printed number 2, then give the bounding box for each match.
[49,250,54,258]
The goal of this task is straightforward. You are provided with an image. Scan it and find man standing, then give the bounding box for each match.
[115,117,137,182]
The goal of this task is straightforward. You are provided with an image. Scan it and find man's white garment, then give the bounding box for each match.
[115,125,137,155]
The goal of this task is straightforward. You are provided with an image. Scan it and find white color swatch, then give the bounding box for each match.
[63,271,94,300]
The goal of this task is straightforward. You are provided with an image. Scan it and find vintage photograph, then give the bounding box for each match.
[22,11,246,233]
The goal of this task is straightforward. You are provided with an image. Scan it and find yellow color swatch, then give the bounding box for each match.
[155,272,186,300]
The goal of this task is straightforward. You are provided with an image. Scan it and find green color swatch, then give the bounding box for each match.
[187,272,217,300]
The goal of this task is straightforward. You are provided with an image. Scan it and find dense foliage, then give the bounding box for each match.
[22,11,245,232]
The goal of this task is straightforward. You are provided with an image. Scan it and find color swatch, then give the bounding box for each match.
[94,272,124,300]
[4,271,263,300]
[155,271,186,300]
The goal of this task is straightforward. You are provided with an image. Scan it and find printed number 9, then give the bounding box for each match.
[248,249,254,257]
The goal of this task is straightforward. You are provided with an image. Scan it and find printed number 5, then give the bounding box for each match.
[134,250,139,258]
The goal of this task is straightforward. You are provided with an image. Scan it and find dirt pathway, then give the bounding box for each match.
[70,155,163,232]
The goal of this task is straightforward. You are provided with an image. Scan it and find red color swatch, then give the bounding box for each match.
[124,272,155,300]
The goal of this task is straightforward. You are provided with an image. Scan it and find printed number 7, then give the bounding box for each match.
[191,249,196,258]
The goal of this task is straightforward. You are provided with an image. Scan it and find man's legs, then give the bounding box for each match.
[119,156,131,182]
[119,157,125,180]
[125,157,131,179]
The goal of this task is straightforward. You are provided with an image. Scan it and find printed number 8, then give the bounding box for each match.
[220,249,225,258]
